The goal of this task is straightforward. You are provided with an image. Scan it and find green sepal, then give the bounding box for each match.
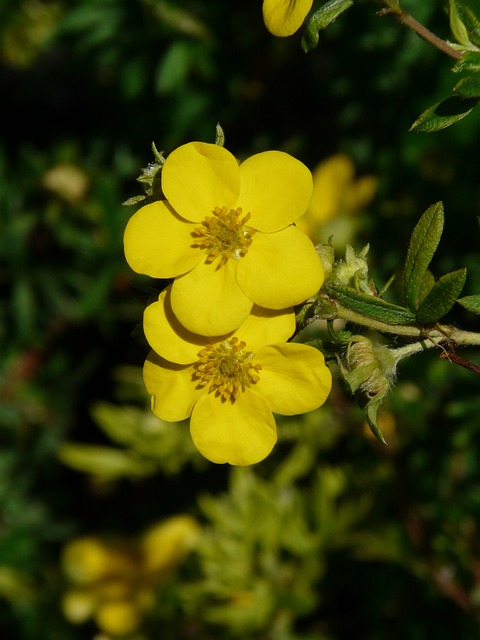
[123,194,147,206]
[301,0,354,52]
[215,123,225,146]
[454,74,480,98]
[410,96,479,132]
[415,268,467,323]
[325,283,416,325]
[453,50,480,73]
[457,293,480,314]
[403,202,444,311]
[365,400,387,446]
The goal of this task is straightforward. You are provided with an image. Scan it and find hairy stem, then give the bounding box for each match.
[378,0,462,61]
[332,305,480,349]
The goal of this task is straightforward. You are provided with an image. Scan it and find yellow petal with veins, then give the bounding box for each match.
[162,142,240,222]
[143,352,203,422]
[170,260,253,336]
[238,150,312,232]
[123,201,200,278]
[254,343,332,415]
[190,389,277,465]
[144,287,218,365]
[262,0,313,37]
[237,225,323,309]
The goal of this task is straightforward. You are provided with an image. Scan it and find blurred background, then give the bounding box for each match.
[1,0,480,638]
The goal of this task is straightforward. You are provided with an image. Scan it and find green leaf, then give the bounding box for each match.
[416,268,467,323]
[453,50,480,73]
[449,0,480,48]
[449,0,472,47]
[417,270,436,305]
[57,443,157,480]
[325,283,416,325]
[403,202,444,311]
[454,74,480,98]
[410,96,479,132]
[457,294,480,314]
[301,0,354,52]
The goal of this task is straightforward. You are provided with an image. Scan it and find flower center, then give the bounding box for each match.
[193,337,262,401]
[191,206,254,267]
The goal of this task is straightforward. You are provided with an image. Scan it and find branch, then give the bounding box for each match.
[378,1,462,61]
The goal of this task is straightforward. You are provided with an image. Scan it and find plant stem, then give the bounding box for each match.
[334,303,422,337]
[378,0,462,61]
[333,304,480,349]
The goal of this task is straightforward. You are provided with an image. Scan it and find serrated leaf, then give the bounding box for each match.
[416,268,467,323]
[301,0,353,52]
[410,96,479,132]
[457,294,480,314]
[454,74,480,98]
[326,283,416,325]
[403,202,444,311]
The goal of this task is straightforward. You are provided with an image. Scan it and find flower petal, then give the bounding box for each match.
[144,287,218,365]
[170,260,253,336]
[237,151,313,232]
[162,142,240,222]
[190,389,277,465]
[254,343,332,415]
[124,201,201,278]
[143,351,203,422]
[262,0,314,37]
[234,305,295,351]
[236,225,324,309]
[308,153,355,224]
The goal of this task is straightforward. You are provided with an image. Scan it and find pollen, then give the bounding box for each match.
[191,206,254,267]
[192,337,262,402]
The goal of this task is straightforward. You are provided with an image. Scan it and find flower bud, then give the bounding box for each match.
[330,245,376,295]
[340,336,400,444]
[342,336,397,399]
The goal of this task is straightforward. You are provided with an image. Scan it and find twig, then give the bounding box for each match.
[378,2,462,61]
[439,347,480,377]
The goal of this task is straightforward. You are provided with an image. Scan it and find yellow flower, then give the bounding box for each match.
[296,153,378,246]
[124,141,323,336]
[142,286,332,465]
[61,516,200,637]
[262,0,313,36]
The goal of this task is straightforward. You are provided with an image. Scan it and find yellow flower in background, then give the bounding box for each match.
[262,0,313,36]
[124,141,323,337]
[61,516,200,637]
[142,286,332,466]
[296,153,378,247]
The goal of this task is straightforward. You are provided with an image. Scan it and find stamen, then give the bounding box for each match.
[192,338,262,402]
[192,206,254,267]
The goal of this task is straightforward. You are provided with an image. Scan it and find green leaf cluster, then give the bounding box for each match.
[403,202,467,323]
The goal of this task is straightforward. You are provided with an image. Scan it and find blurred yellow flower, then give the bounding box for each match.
[296,153,378,247]
[61,515,200,637]
[41,163,90,204]
[142,286,332,466]
[262,0,313,36]
[124,141,323,336]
